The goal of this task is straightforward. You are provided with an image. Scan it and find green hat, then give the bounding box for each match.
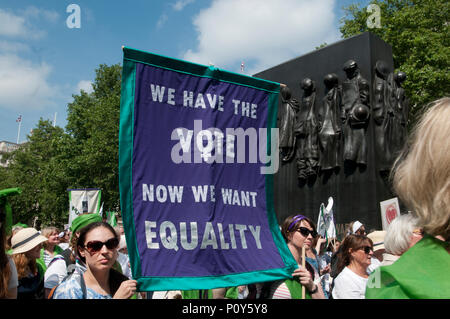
[13,222,28,229]
[70,213,103,237]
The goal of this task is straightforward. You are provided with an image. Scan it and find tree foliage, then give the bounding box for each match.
[340,0,450,127]
[0,64,122,228]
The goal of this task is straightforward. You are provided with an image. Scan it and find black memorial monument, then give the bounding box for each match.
[254,32,408,236]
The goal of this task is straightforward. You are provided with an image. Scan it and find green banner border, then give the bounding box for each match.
[119,47,297,291]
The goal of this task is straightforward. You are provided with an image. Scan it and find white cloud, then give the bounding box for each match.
[0,9,29,38]
[76,80,94,94]
[172,0,196,11]
[0,7,59,40]
[21,6,59,23]
[0,40,30,53]
[183,0,340,74]
[0,54,58,110]
[156,13,168,29]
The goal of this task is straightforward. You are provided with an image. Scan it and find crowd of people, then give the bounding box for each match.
[0,97,448,299]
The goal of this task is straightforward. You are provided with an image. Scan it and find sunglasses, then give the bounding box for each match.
[359,246,373,254]
[84,238,119,253]
[296,227,318,238]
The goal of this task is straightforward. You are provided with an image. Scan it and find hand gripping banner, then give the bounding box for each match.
[119,47,297,291]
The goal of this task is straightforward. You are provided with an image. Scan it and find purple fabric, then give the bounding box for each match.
[131,63,284,277]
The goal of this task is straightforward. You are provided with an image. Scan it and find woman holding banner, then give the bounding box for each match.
[52,221,137,299]
[269,215,325,299]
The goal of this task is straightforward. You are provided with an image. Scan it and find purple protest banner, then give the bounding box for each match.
[119,47,297,291]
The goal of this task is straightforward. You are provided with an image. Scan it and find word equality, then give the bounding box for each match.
[145,220,262,251]
[150,83,258,119]
[142,183,258,208]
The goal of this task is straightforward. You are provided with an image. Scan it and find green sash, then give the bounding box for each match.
[284,278,312,299]
[365,235,450,299]
[182,287,239,299]
[182,289,213,299]
[39,245,64,271]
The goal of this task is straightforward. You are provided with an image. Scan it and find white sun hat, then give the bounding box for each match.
[11,228,48,255]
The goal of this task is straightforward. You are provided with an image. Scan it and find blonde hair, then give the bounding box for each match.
[41,226,59,249]
[391,97,450,240]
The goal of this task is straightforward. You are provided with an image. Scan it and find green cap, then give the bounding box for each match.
[70,213,103,237]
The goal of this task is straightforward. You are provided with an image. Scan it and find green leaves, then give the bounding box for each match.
[1,64,123,228]
[340,0,450,129]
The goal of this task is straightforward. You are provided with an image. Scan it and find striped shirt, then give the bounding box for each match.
[269,280,292,299]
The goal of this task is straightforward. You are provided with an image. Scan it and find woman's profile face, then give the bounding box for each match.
[79,226,118,271]
[350,242,373,269]
[47,231,60,245]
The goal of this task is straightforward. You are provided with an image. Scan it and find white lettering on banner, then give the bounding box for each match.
[142,183,256,206]
[148,83,255,118]
[221,188,257,207]
[144,221,262,251]
[142,184,184,203]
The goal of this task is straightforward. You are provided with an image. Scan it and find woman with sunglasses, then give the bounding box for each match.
[331,234,373,299]
[269,215,325,299]
[52,222,137,299]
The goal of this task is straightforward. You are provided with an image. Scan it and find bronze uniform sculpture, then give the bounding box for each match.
[318,73,342,171]
[279,85,299,162]
[341,60,370,166]
[294,78,319,180]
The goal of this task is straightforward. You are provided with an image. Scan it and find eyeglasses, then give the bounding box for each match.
[84,238,119,253]
[359,246,373,254]
[296,227,318,238]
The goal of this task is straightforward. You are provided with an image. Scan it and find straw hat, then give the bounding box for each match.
[11,228,48,255]
[367,230,386,251]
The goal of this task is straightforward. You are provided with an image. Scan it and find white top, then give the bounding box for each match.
[58,243,69,250]
[367,257,381,274]
[7,255,18,289]
[332,267,368,299]
[117,252,132,279]
[44,255,70,289]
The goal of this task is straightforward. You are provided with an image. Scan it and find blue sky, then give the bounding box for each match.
[0,0,370,143]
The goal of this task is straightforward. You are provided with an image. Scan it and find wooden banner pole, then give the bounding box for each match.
[302,246,306,299]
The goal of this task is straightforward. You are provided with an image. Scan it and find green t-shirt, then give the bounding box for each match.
[284,278,312,299]
[365,235,450,299]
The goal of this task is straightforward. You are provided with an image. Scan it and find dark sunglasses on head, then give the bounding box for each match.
[84,238,119,253]
[359,246,373,254]
[296,227,318,238]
